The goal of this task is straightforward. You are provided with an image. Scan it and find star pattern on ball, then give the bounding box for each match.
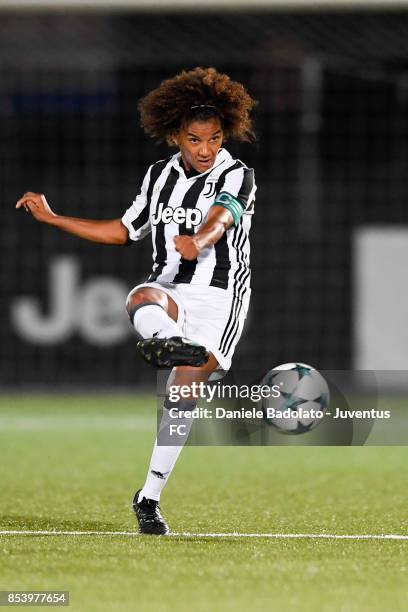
[317,393,329,410]
[294,421,315,434]
[293,364,312,379]
[280,391,308,411]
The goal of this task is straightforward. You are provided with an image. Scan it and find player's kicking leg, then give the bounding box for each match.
[127,285,214,534]
[127,286,209,368]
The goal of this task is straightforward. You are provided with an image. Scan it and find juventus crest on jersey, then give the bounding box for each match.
[121,148,256,292]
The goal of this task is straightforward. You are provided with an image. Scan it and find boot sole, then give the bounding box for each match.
[137,338,209,368]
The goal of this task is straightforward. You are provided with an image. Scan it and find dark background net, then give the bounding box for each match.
[1,10,408,387]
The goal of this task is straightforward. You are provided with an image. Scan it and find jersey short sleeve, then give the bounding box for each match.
[218,166,256,212]
[121,165,153,242]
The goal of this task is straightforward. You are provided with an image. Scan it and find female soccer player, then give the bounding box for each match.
[16,67,257,535]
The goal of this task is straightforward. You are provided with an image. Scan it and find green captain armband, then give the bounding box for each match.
[212,191,245,225]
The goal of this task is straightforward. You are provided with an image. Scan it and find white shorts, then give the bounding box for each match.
[127,281,251,372]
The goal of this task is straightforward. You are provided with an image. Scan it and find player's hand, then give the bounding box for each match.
[173,235,200,260]
[16,192,56,222]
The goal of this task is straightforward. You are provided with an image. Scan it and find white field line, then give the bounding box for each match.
[0,530,407,540]
[0,415,153,431]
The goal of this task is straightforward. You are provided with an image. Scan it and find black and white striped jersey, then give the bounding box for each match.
[121,148,256,292]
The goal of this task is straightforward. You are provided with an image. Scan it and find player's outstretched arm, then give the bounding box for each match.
[173,206,233,261]
[16,192,128,245]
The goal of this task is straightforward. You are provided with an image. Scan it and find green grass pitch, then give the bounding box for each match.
[1,394,407,611]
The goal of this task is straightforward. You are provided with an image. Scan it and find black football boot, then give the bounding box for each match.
[137,336,209,368]
[132,490,170,535]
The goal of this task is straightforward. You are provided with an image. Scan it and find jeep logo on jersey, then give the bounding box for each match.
[152,202,202,229]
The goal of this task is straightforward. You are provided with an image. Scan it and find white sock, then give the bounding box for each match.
[138,405,194,502]
[132,304,181,339]
[138,440,184,502]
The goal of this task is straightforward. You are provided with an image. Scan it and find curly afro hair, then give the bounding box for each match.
[138,67,256,145]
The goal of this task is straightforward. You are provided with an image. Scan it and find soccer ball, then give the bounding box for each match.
[260,362,329,435]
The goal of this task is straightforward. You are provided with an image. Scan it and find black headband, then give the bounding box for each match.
[189,104,223,120]
[190,104,218,111]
